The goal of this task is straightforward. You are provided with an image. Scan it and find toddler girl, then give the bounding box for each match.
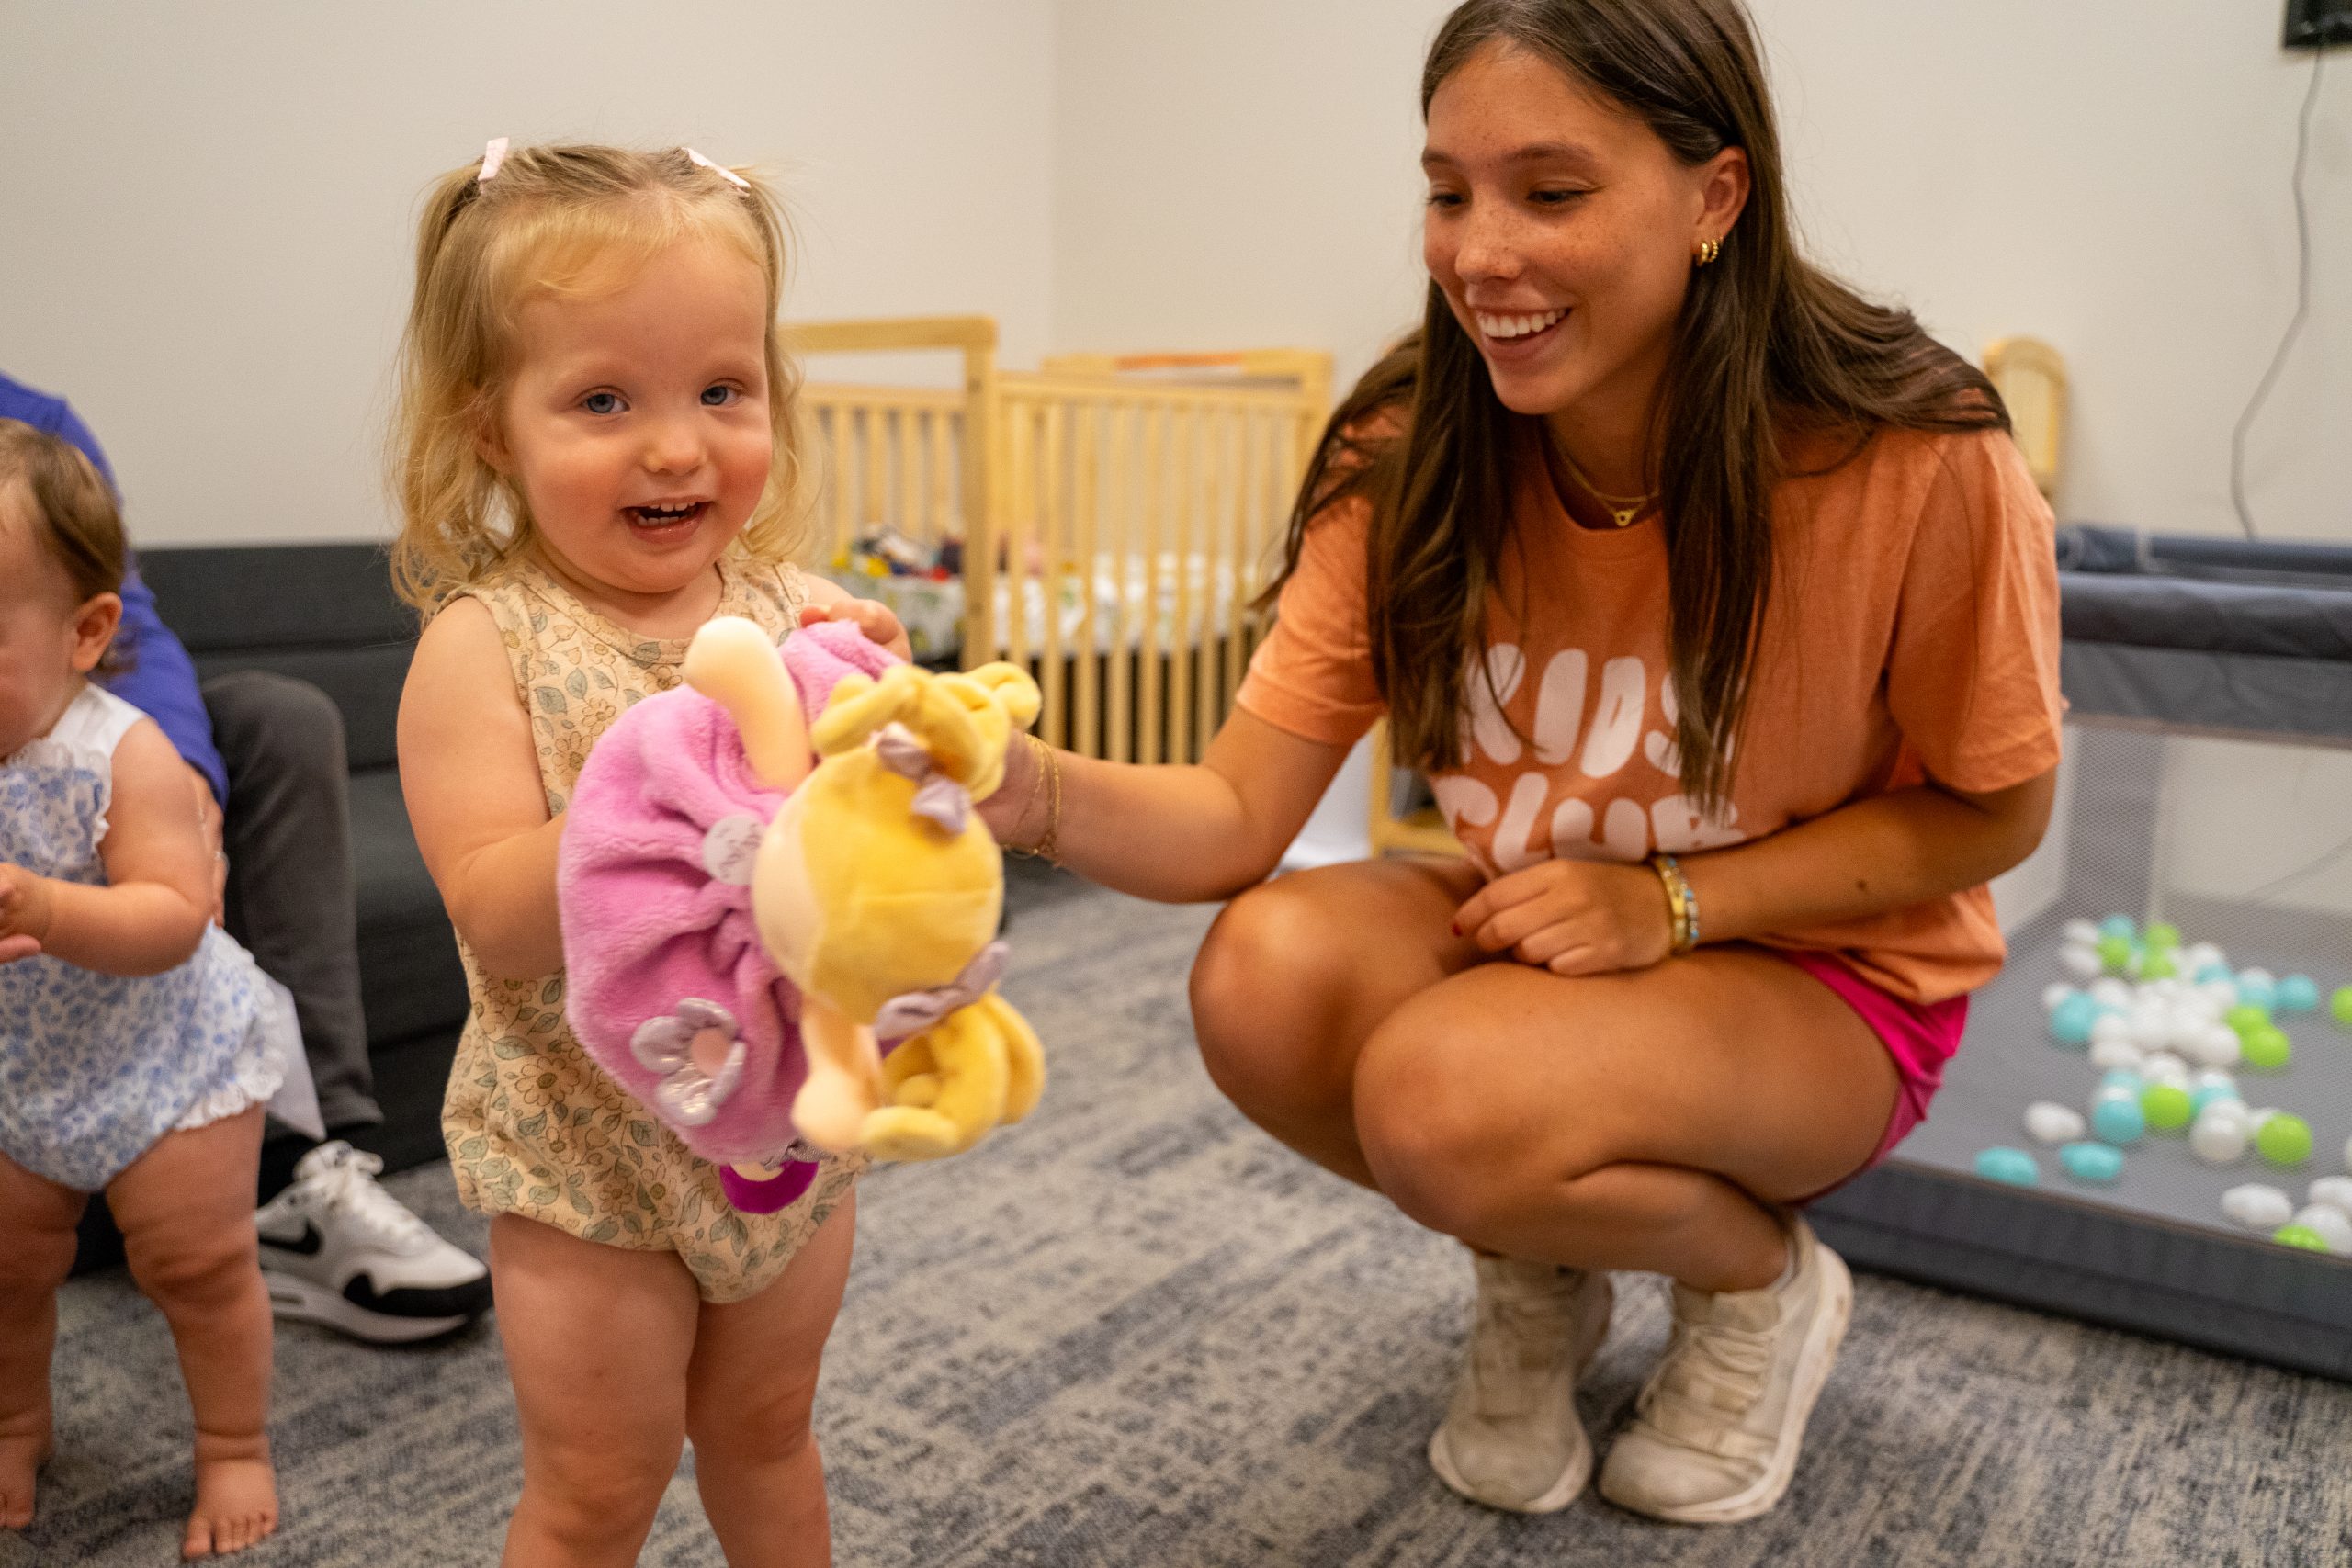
[391,141,901,1568]
[0,420,312,1559]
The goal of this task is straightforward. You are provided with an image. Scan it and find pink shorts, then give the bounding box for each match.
[1775,949,1969,1201]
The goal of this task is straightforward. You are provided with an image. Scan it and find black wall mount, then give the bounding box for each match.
[2286,0,2352,49]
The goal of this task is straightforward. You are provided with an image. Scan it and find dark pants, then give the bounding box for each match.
[202,670,379,1139]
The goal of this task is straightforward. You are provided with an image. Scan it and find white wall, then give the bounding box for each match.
[0,0,1057,546]
[1051,0,2352,544]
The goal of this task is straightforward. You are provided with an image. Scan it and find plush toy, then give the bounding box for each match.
[558,615,1045,1212]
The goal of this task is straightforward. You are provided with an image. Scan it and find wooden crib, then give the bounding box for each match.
[786,315,1330,766]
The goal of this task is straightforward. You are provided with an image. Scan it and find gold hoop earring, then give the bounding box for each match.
[1695,237,1721,268]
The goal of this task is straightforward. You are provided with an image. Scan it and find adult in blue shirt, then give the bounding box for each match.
[0,374,488,1344]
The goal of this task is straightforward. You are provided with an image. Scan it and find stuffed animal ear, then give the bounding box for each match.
[927,665,1042,800]
[810,664,920,756]
[684,617,811,792]
[814,664,996,793]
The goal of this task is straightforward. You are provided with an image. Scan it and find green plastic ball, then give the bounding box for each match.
[2097,933,2133,975]
[2141,950,2179,980]
[2334,986,2352,1029]
[2144,921,2181,951]
[2275,1224,2330,1253]
[2227,1002,2273,1037]
[2140,1083,2193,1132]
[2242,1025,2293,1073]
[2256,1113,2313,1168]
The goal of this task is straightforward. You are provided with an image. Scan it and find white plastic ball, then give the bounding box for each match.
[2062,919,2101,948]
[2199,980,2239,1011]
[2289,1206,2352,1255]
[2128,1009,2173,1050]
[2184,1026,2243,1069]
[2042,982,2078,1012]
[2090,978,2133,1010]
[2025,1103,2086,1145]
[2088,1014,2135,1049]
[2192,1113,2249,1166]
[2306,1177,2352,1216]
[2192,1068,2239,1096]
[2222,1184,2293,1231]
[2141,1052,2191,1086]
[2238,967,2275,990]
[2181,942,2223,975]
[2088,1038,2145,1071]
[2059,943,2104,982]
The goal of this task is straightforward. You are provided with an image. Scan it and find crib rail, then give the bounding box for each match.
[788,315,1329,766]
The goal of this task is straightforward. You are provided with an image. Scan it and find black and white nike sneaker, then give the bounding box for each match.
[254,1142,492,1344]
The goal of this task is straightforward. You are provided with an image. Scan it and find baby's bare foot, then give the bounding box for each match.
[183,1435,277,1559]
[0,1408,52,1530]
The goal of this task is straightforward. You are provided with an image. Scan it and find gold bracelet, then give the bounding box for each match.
[1649,852,1699,954]
[1035,739,1062,863]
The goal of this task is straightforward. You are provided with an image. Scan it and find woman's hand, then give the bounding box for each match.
[978,733,1046,848]
[1453,857,1675,976]
[0,863,56,963]
[798,594,911,661]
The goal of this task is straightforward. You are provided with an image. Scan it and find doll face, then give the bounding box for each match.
[487,235,775,616]
[0,485,117,760]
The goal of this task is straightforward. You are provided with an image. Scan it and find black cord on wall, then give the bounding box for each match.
[2229,45,2328,541]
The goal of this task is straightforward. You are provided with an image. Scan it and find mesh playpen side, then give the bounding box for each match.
[788,315,1331,766]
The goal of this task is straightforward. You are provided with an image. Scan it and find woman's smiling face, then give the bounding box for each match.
[1421,39,1742,431]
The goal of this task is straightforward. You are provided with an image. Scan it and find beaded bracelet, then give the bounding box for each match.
[1649,852,1700,954]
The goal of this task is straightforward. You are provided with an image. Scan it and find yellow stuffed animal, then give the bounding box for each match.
[683,617,1045,1162]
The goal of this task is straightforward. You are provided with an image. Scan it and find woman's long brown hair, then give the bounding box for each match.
[1268,0,2007,812]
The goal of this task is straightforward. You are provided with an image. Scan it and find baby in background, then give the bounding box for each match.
[0,419,314,1559]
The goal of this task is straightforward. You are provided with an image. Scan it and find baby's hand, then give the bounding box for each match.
[0,863,55,963]
[799,597,911,661]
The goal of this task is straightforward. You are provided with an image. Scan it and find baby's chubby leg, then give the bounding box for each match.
[488,1213,700,1568]
[0,1154,87,1531]
[107,1108,278,1559]
[685,1195,854,1568]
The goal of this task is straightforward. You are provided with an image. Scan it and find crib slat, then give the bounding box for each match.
[1137,403,1167,767]
[1004,394,1035,673]
[829,404,854,563]
[1071,399,1102,760]
[1105,405,1135,765]
[1168,407,1197,766]
[896,407,919,551]
[1038,400,1069,751]
[1194,408,1226,761]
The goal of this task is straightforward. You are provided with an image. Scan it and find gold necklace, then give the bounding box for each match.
[1551,443,1654,528]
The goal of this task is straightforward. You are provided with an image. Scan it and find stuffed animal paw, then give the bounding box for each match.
[866,991,1046,1160]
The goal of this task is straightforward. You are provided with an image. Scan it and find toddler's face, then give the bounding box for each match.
[0,486,102,759]
[492,235,775,603]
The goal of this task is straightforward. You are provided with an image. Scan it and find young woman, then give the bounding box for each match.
[985,0,2061,1525]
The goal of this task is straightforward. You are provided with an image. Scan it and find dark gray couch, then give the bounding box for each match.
[138,543,466,1174]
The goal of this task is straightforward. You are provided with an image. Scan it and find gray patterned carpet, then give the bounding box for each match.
[11,871,2352,1566]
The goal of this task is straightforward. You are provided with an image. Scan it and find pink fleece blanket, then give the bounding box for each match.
[557,620,898,1170]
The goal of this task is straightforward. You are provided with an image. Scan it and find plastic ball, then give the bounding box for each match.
[2333,987,2352,1029]
[2184,1024,2242,1069]
[2226,1002,2271,1037]
[2256,1114,2314,1168]
[2042,982,2079,1012]
[2191,1112,2248,1166]
[2061,918,2101,948]
[2276,975,2321,1014]
[2141,1051,2190,1085]
[2236,975,2278,1014]
[2090,1091,2146,1147]
[2194,963,2233,987]
[2025,1103,2086,1145]
[2308,1177,2352,1215]
[2098,914,2137,942]
[2190,1077,2243,1116]
[2058,943,2103,982]
[2274,1224,2331,1253]
[2140,950,2178,980]
[2089,1038,2145,1072]
[2241,1026,2292,1073]
[2238,966,2275,989]
[2060,1142,2125,1184]
[2090,978,2133,1010]
[2141,1083,2193,1133]
[2223,1183,2293,1230]
[2198,977,2240,1010]
[1973,1146,2040,1187]
[2143,921,2180,951]
[2181,942,2224,973]
[2089,1014,2136,1050]
[2127,1007,2173,1049]
[2096,934,2134,975]
[2048,994,2103,1046]
[2099,1068,2144,1095]
[2289,1205,2352,1254]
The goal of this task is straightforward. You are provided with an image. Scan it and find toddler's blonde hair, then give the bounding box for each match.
[389,143,804,611]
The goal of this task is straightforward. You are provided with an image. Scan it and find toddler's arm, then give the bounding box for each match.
[398,596,567,980]
[0,717,213,975]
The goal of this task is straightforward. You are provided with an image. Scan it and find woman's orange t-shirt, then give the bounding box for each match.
[1235,423,2064,1005]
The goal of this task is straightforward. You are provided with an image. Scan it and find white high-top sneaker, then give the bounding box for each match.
[1426,1253,1616,1513]
[1598,1214,1853,1524]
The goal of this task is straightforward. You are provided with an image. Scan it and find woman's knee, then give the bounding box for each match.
[1189,879,1364,1118]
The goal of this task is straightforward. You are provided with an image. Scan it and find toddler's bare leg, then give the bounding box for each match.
[489,1213,700,1568]
[0,1154,86,1530]
[108,1108,278,1559]
[685,1195,855,1568]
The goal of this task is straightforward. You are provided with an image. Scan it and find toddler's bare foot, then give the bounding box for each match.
[183,1433,277,1559]
[0,1410,51,1530]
